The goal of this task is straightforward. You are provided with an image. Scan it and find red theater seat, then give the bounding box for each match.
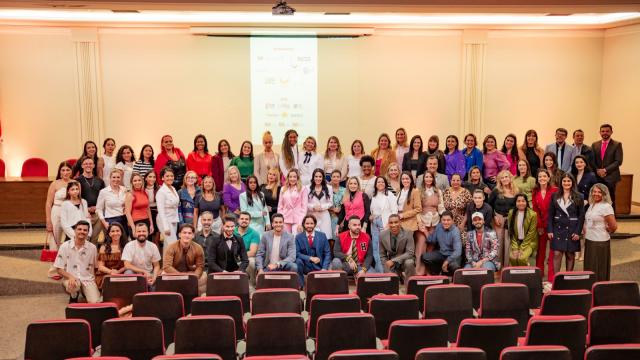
[21,157,48,177]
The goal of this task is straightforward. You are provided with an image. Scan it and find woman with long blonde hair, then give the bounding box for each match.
[371,133,395,177]
[489,169,520,265]
[254,131,280,185]
[260,167,281,221]
[278,169,308,233]
[223,165,245,216]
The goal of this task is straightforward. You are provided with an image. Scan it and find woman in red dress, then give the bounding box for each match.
[531,169,558,282]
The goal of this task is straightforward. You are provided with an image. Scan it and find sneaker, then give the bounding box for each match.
[543,281,553,294]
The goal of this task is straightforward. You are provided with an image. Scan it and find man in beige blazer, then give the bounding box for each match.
[379,214,416,280]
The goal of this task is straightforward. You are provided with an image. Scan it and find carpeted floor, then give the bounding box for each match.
[1,221,639,360]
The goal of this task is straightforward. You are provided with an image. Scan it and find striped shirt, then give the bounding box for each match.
[133,160,154,176]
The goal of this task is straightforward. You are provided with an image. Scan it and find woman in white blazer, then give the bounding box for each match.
[369,176,399,272]
[60,181,92,240]
[156,167,180,246]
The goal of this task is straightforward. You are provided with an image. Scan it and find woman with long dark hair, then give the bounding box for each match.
[532,169,558,282]
[212,139,235,191]
[371,133,395,177]
[240,175,270,236]
[73,141,100,177]
[133,144,155,176]
[543,152,564,187]
[547,173,585,276]
[45,161,74,250]
[307,168,334,239]
[482,134,510,189]
[519,129,544,177]
[115,145,136,190]
[463,133,483,179]
[402,135,427,180]
[95,222,127,289]
[186,134,213,182]
[231,140,255,181]
[507,193,538,266]
[444,135,466,181]
[143,170,160,244]
[101,138,116,181]
[501,133,519,176]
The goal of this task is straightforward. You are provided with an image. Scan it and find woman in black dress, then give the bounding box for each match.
[260,167,281,221]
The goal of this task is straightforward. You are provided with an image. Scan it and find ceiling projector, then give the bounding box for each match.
[272,1,296,15]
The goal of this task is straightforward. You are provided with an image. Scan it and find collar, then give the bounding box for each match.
[72,240,89,251]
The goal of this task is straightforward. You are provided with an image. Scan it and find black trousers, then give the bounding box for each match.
[421,251,460,276]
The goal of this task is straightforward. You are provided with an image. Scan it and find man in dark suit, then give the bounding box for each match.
[295,215,332,288]
[572,129,596,170]
[206,215,249,274]
[256,213,298,274]
[592,123,623,209]
[379,214,415,280]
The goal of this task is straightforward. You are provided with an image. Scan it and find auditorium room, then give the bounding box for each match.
[0,0,639,359]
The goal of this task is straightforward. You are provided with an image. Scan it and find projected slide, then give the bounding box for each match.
[250,37,318,145]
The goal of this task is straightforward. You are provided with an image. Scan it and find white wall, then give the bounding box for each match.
[600,24,640,202]
[0,26,616,179]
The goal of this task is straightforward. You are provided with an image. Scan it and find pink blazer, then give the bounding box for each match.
[277,186,309,225]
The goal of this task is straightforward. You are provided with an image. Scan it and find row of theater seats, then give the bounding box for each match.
[25,308,640,360]
[25,268,640,360]
[0,157,50,177]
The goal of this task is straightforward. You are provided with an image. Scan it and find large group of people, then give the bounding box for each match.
[48,125,622,302]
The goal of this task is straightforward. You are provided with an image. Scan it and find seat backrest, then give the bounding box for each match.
[256,271,300,290]
[244,356,309,360]
[457,318,519,360]
[329,349,399,359]
[25,319,92,360]
[101,317,165,360]
[67,357,131,360]
[406,275,449,314]
[588,305,640,346]
[479,283,530,334]
[592,281,640,307]
[424,284,474,343]
[0,158,5,177]
[153,355,222,360]
[552,271,595,291]
[305,271,349,311]
[66,302,119,348]
[191,296,245,340]
[584,344,640,360]
[453,268,495,309]
[415,347,487,360]
[132,292,185,345]
[308,294,361,338]
[245,313,306,357]
[368,294,419,340]
[356,273,400,311]
[387,319,448,360]
[207,272,250,313]
[524,315,586,360]
[251,288,302,315]
[315,313,377,360]
[156,274,199,314]
[540,290,591,319]
[500,345,571,360]
[102,274,147,309]
[174,315,236,360]
[21,157,48,177]
[500,267,543,308]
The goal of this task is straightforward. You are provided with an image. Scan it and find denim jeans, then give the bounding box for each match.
[369,216,384,273]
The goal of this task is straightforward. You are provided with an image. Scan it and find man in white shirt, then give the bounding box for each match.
[256,213,297,274]
[298,136,324,186]
[54,220,100,303]
[122,222,161,290]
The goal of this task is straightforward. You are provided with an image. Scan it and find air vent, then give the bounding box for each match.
[545,13,572,16]
[324,12,351,16]
[111,10,140,13]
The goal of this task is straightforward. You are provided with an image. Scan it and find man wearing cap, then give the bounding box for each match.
[464,211,500,270]
[53,220,100,303]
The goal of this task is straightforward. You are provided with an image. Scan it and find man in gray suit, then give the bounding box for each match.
[545,128,576,172]
[592,123,623,208]
[379,214,415,280]
[256,213,298,274]
[572,129,596,170]
[416,156,450,193]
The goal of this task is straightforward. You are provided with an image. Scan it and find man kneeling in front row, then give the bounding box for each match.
[330,215,373,277]
[54,220,100,303]
[421,211,462,276]
[379,214,416,280]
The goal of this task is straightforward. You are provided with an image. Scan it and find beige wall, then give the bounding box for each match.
[600,24,640,202]
[0,26,621,183]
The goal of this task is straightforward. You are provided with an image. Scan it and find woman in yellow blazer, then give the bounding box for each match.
[397,171,422,231]
[508,193,538,266]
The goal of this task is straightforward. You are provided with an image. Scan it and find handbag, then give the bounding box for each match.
[40,233,58,262]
